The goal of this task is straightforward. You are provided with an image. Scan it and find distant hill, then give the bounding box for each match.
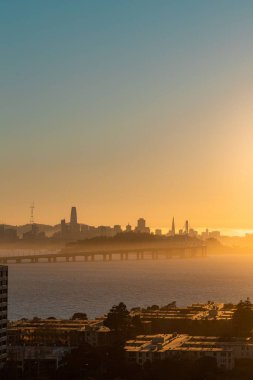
[3,224,59,238]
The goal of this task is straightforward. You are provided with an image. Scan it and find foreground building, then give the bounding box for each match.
[8,346,72,375]
[0,265,8,369]
[135,302,235,335]
[125,333,253,370]
[8,317,111,377]
[8,317,111,348]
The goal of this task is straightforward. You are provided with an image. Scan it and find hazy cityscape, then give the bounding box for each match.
[2,1,253,379]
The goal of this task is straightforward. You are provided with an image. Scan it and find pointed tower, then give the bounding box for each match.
[171,217,175,236]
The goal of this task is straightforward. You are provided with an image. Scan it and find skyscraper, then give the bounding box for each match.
[69,206,80,238]
[171,217,175,236]
[70,207,78,225]
[185,220,189,235]
[0,265,8,369]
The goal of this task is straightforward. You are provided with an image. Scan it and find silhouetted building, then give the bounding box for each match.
[185,220,189,235]
[70,207,77,225]
[189,228,198,238]
[97,226,114,237]
[113,225,122,234]
[172,217,175,236]
[168,217,176,236]
[69,206,80,238]
[209,231,221,240]
[125,224,132,232]
[135,218,150,234]
[60,219,67,238]
[0,265,8,369]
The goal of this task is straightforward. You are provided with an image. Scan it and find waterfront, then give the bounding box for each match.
[5,253,253,320]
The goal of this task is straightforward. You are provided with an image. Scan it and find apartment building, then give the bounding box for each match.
[0,265,8,369]
[125,334,236,370]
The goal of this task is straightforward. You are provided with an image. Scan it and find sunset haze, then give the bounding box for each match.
[1,0,253,229]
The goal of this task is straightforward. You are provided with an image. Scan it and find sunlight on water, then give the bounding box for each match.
[7,253,253,320]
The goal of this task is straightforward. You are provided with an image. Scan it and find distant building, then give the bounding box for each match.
[201,229,209,240]
[209,231,221,240]
[189,228,198,238]
[69,207,80,238]
[113,225,122,235]
[60,219,67,238]
[125,224,132,232]
[135,218,150,234]
[155,229,162,236]
[168,217,176,236]
[171,217,175,236]
[201,229,221,241]
[70,207,77,225]
[185,220,189,235]
[0,265,8,369]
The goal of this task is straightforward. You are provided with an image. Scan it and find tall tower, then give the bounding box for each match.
[185,220,189,235]
[171,217,175,236]
[70,207,77,225]
[69,207,80,238]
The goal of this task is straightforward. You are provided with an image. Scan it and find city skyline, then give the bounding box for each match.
[1,203,253,237]
[2,2,253,379]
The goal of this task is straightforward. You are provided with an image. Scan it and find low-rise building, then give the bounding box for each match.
[135,302,236,335]
[125,333,253,370]
[83,325,111,347]
[8,345,73,376]
[8,318,109,347]
[125,334,189,366]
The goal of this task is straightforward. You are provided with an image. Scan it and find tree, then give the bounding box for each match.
[233,298,253,336]
[131,314,143,335]
[71,312,88,320]
[104,302,130,340]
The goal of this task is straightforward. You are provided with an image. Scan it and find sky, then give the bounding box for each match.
[1,0,253,230]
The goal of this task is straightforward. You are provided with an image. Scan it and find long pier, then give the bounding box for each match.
[0,244,206,264]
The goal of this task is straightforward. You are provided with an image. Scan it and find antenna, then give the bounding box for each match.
[30,202,35,225]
